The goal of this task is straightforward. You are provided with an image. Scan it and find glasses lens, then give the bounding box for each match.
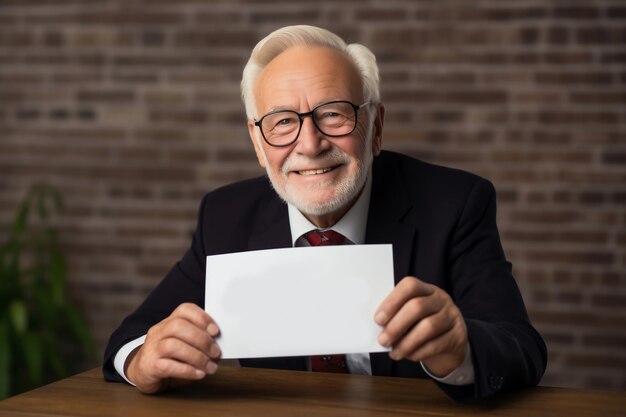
[313,102,356,136]
[261,111,300,146]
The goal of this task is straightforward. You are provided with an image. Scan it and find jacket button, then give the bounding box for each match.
[489,376,504,390]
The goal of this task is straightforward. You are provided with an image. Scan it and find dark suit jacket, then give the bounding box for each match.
[103,150,547,402]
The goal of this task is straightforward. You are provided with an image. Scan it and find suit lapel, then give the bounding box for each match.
[247,194,292,251]
[366,155,416,285]
[366,155,417,377]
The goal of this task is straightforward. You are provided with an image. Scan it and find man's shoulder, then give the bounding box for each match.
[197,175,286,239]
[204,175,274,203]
[374,150,484,190]
[198,175,283,219]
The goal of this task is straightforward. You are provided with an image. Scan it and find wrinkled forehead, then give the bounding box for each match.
[254,45,363,113]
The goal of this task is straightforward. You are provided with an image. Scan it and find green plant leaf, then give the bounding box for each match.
[0,183,93,398]
[23,332,43,386]
[0,319,12,399]
[50,249,66,305]
[11,197,30,241]
[8,300,28,334]
[41,332,66,377]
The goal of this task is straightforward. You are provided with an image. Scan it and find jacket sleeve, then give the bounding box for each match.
[437,179,547,402]
[102,195,210,382]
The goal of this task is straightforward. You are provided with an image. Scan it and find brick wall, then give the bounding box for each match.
[1,0,624,390]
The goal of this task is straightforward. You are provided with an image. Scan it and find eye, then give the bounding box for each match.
[323,111,339,118]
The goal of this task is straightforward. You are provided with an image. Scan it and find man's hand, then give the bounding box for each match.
[374,277,468,377]
[125,303,222,394]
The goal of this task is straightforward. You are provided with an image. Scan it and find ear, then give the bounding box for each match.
[371,103,385,157]
[248,120,266,168]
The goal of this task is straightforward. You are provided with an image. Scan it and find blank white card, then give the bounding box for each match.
[205,244,394,359]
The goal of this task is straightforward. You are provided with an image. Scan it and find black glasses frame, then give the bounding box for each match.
[253,100,371,147]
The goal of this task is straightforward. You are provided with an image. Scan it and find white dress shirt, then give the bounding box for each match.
[115,173,474,386]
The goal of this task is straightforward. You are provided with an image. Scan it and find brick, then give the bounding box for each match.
[536,72,613,85]
[383,89,506,104]
[0,31,34,47]
[577,27,626,44]
[0,73,47,85]
[565,354,626,369]
[582,334,626,349]
[547,27,570,44]
[538,111,619,125]
[355,8,408,22]
[24,11,185,26]
[542,330,574,346]
[459,7,547,21]
[141,31,166,47]
[526,250,614,265]
[216,149,259,164]
[167,149,209,164]
[553,270,573,284]
[602,52,626,63]
[607,7,626,18]
[111,71,159,84]
[173,30,258,48]
[249,10,322,24]
[570,92,626,104]
[492,150,592,164]
[50,71,104,84]
[602,152,626,165]
[503,230,607,245]
[591,294,626,308]
[134,128,188,142]
[612,192,626,204]
[77,89,135,103]
[194,11,242,25]
[42,30,64,47]
[533,311,626,328]
[556,291,583,304]
[543,51,592,64]
[553,7,600,19]
[416,72,477,85]
[149,109,208,124]
[579,191,607,205]
[528,131,568,145]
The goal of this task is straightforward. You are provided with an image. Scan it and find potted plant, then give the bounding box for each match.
[0,184,96,399]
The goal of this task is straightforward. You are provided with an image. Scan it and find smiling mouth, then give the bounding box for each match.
[296,166,338,176]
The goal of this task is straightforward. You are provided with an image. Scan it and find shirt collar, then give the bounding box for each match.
[288,172,372,246]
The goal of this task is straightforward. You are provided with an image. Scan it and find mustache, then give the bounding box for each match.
[281,148,351,174]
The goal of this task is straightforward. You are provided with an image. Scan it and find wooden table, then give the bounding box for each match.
[0,367,624,417]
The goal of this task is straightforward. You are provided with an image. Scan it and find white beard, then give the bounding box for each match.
[257,126,374,217]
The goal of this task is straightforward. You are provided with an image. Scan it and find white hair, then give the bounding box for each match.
[241,25,380,120]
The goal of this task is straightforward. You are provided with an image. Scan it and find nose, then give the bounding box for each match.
[295,114,330,156]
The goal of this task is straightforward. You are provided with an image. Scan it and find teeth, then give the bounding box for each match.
[298,167,332,175]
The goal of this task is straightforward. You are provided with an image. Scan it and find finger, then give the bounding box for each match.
[162,317,216,351]
[152,357,208,381]
[378,295,443,347]
[155,337,214,373]
[388,309,454,360]
[375,277,434,326]
[171,303,217,331]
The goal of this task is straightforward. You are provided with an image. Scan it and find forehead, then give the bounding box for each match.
[254,45,363,113]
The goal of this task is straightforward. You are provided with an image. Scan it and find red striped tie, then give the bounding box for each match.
[303,229,349,374]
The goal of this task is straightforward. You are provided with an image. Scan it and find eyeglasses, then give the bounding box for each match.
[254,100,371,147]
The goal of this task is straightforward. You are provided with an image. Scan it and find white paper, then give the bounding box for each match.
[205,244,394,359]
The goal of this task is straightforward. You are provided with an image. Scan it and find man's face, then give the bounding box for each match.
[247,46,383,226]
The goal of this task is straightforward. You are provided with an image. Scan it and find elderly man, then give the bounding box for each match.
[103,25,546,402]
